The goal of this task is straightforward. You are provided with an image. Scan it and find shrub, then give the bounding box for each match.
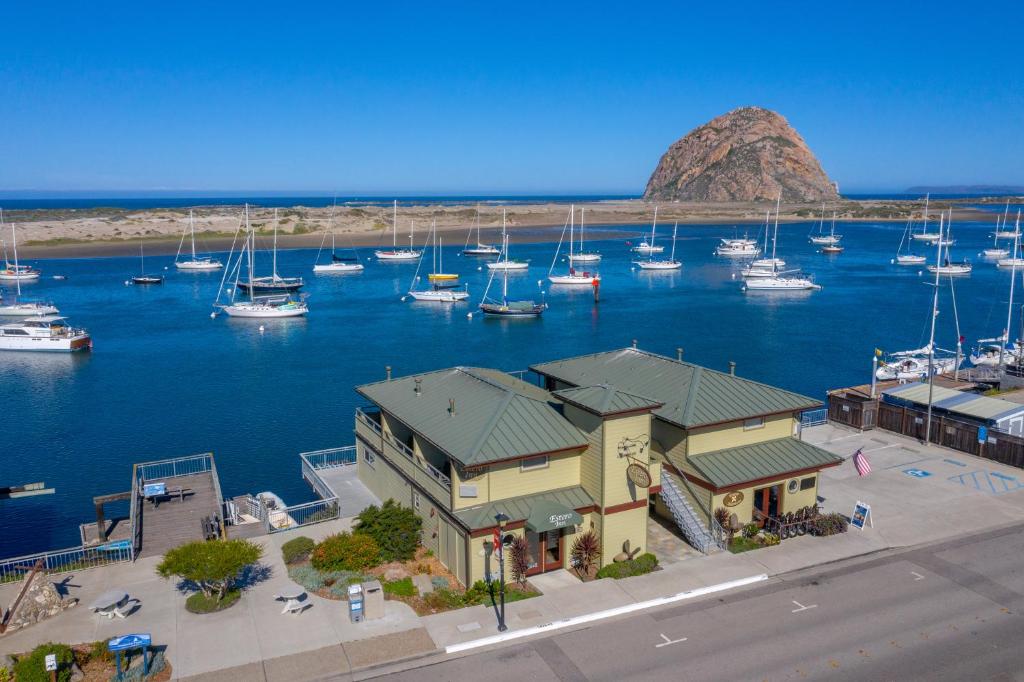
[595,553,659,580]
[186,588,241,613]
[14,643,75,682]
[88,640,113,663]
[354,500,422,562]
[509,536,529,587]
[156,539,263,602]
[288,565,326,592]
[762,532,781,546]
[742,523,760,539]
[424,588,463,610]
[0,665,9,682]
[713,507,731,531]
[810,512,849,536]
[570,530,601,577]
[312,532,380,572]
[383,577,417,597]
[281,536,315,565]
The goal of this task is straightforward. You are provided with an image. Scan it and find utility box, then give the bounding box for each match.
[348,584,363,623]
[361,579,384,620]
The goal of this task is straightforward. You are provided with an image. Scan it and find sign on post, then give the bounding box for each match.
[851,501,872,530]
[108,634,152,652]
[45,654,57,671]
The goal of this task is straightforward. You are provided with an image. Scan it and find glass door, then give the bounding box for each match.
[542,531,563,571]
[524,530,542,575]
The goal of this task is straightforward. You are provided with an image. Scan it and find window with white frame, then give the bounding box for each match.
[362,447,375,466]
[743,417,765,430]
[520,455,549,471]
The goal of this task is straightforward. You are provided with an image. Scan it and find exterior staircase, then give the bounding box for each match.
[660,471,725,554]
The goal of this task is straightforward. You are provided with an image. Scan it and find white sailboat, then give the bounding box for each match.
[995,200,1019,239]
[569,207,601,263]
[214,206,308,318]
[548,206,600,286]
[486,210,529,271]
[0,216,41,282]
[983,219,1010,259]
[742,211,785,277]
[313,205,364,273]
[809,203,842,245]
[819,212,844,253]
[0,211,58,316]
[972,227,1020,367]
[893,216,926,265]
[462,207,500,256]
[926,213,971,275]
[235,208,304,293]
[375,200,421,261]
[406,223,469,302]
[632,207,666,254]
[911,194,941,242]
[635,221,682,270]
[478,233,546,317]
[744,195,820,291]
[174,210,223,270]
[996,212,1024,268]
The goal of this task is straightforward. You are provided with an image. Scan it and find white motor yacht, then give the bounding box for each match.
[0,316,91,352]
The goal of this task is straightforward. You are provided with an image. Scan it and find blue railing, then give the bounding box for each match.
[0,543,133,584]
[800,408,828,427]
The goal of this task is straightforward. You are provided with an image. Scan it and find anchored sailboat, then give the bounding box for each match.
[926,213,971,275]
[569,207,601,263]
[911,194,940,243]
[972,224,1021,367]
[893,216,926,265]
[236,208,304,293]
[406,222,468,302]
[0,215,41,282]
[996,212,1024,268]
[313,205,364,273]
[130,243,164,285]
[375,200,421,261]
[174,211,223,270]
[0,211,58,316]
[744,195,820,291]
[549,206,600,286]
[809,203,841,245]
[462,207,500,256]
[632,207,665,254]
[486,210,529,271]
[635,221,681,270]
[819,213,844,253]
[478,233,546,317]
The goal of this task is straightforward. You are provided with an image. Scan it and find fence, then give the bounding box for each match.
[827,392,878,430]
[136,453,215,482]
[800,408,828,427]
[0,543,133,584]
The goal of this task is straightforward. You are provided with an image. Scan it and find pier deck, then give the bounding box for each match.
[312,465,379,517]
[136,473,221,558]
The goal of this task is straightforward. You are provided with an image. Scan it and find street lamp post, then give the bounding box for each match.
[495,512,509,632]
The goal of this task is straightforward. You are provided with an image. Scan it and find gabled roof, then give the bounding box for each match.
[688,438,843,489]
[453,486,594,530]
[356,367,587,467]
[531,348,820,428]
[882,383,1024,422]
[553,384,663,416]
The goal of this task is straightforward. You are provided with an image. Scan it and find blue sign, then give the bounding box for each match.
[978,426,988,444]
[904,468,932,478]
[108,634,151,652]
[851,501,871,530]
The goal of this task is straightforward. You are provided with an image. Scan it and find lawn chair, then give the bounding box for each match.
[281,599,310,615]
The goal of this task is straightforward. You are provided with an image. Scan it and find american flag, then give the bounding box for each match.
[493,527,502,560]
[853,448,872,476]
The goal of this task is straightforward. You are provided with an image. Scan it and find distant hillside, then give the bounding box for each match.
[644,106,838,203]
[905,185,1024,195]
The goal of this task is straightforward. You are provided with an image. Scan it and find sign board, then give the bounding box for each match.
[108,633,152,652]
[978,426,988,444]
[722,491,744,507]
[851,501,872,530]
[45,654,57,672]
[626,463,651,488]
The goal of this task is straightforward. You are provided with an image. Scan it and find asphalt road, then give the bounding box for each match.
[377,524,1024,681]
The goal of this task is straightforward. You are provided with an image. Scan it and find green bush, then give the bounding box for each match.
[354,500,422,563]
[281,536,315,565]
[383,577,416,597]
[595,553,659,580]
[88,640,113,663]
[156,539,263,602]
[14,643,74,682]
[423,588,464,610]
[311,532,380,572]
[186,588,241,613]
[742,523,760,539]
[810,512,849,536]
[288,565,325,591]
[762,532,781,546]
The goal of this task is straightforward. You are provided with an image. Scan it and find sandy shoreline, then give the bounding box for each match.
[6,199,1001,260]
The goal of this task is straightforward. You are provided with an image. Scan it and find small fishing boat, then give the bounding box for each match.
[462,207,500,256]
[375,201,421,261]
[174,210,223,270]
[635,222,682,270]
[549,206,600,286]
[0,316,91,352]
[486,210,529,271]
[130,244,164,285]
[479,234,546,317]
[568,207,601,263]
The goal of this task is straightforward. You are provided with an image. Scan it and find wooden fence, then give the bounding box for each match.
[827,392,878,430]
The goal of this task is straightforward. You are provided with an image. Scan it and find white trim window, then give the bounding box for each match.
[520,455,549,472]
[743,417,765,431]
[362,447,376,467]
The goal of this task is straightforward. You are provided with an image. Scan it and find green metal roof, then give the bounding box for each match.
[453,486,594,530]
[553,384,663,416]
[356,367,587,467]
[688,437,843,489]
[531,348,820,428]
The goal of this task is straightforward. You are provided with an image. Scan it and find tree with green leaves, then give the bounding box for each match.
[156,539,263,602]
[354,499,422,562]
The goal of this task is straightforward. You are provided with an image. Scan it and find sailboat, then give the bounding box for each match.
[236,208,304,293]
[548,206,600,286]
[972,226,1021,367]
[375,200,421,261]
[996,212,1024,267]
[635,222,681,270]
[214,206,308,318]
[0,211,58,316]
[742,211,785,277]
[893,216,926,265]
[911,194,940,242]
[462,207,500,256]
[313,205,364,273]
[569,207,601,263]
[744,195,821,291]
[486,210,529,271]
[995,200,1019,239]
[809,204,841,245]
[406,224,469,302]
[926,213,971,275]
[174,211,223,270]
[983,214,1010,259]
[478,233,546,317]
[130,244,164,285]
[0,217,41,282]
[819,213,844,253]
[632,207,666,254]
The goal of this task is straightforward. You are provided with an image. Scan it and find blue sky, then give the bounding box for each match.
[1,2,1021,194]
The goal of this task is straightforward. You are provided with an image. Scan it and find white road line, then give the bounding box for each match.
[655,633,688,648]
[791,600,818,613]
[911,571,925,581]
[444,574,769,654]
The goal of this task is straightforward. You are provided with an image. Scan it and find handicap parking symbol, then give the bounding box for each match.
[904,468,932,478]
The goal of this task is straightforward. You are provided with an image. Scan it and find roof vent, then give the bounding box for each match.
[631,339,638,349]
[386,365,392,381]
[449,398,456,416]
[676,347,684,362]
[729,361,736,376]
[414,377,422,395]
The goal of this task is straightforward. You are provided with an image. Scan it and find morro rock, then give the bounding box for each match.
[643,107,838,203]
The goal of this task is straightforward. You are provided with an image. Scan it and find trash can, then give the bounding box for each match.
[348,584,364,623]
[361,579,384,620]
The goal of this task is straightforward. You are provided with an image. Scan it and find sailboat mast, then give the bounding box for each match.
[670,222,678,262]
[246,204,255,302]
[921,193,930,236]
[502,234,509,302]
[393,200,398,249]
[649,206,658,262]
[140,243,145,275]
[771,194,781,271]
[569,204,575,262]
[190,210,197,258]
[925,214,945,444]
[580,207,585,253]
[8,212,21,297]
[1003,212,1021,366]
[502,209,507,265]
[272,208,279,277]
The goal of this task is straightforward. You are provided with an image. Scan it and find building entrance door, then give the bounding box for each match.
[752,485,781,525]
[524,530,564,575]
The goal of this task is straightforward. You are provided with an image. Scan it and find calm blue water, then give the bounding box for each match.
[1,219,1017,556]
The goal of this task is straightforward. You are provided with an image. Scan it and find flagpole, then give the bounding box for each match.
[925,214,945,445]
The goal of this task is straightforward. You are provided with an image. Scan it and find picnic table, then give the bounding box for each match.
[89,589,129,619]
[142,482,191,507]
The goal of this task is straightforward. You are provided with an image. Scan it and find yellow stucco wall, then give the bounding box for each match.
[687,413,796,455]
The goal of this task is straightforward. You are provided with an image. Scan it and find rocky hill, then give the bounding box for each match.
[643,107,838,203]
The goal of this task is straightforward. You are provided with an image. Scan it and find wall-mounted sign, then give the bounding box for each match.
[626,463,651,488]
[722,491,744,507]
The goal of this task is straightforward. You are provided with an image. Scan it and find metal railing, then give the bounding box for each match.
[267,498,340,533]
[302,446,357,470]
[384,434,452,490]
[136,452,214,482]
[0,543,133,584]
[800,408,828,427]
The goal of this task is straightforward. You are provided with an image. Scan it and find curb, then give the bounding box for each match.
[444,573,768,654]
